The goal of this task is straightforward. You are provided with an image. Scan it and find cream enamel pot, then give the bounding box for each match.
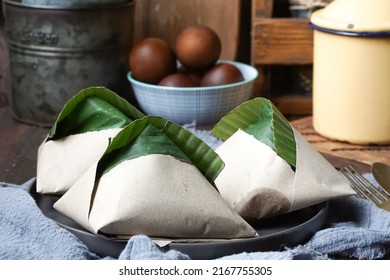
[310,0,390,145]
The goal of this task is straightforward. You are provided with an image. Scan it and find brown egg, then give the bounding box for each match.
[200,63,244,87]
[129,37,177,84]
[178,66,203,86]
[175,25,221,72]
[158,73,198,87]
[186,72,203,86]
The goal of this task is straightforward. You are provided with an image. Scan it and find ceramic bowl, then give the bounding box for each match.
[127,60,258,125]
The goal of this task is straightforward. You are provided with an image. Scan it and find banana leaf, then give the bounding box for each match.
[47,87,145,140]
[97,116,225,184]
[211,98,297,168]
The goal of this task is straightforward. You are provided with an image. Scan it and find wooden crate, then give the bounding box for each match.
[251,0,314,116]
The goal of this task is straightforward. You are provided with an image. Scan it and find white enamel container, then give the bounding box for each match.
[310,0,390,144]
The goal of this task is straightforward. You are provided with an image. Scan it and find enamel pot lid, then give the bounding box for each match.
[310,0,390,36]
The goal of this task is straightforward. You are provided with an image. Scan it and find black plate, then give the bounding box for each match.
[26,180,328,260]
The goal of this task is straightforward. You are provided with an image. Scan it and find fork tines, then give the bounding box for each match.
[341,165,390,205]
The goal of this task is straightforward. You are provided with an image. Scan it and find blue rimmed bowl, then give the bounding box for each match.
[127,60,258,125]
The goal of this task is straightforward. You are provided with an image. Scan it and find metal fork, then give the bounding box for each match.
[340,165,390,211]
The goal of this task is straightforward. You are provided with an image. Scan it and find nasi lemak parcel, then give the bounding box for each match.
[36,87,145,195]
[211,98,355,221]
[54,116,257,240]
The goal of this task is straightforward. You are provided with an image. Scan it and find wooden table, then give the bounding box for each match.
[0,106,49,184]
[2,104,388,184]
[291,116,390,167]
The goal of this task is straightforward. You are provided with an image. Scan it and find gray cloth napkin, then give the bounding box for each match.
[0,180,98,260]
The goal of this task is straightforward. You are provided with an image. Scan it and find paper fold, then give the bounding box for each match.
[54,154,257,240]
[214,129,355,220]
[289,130,355,212]
[36,128,121,195]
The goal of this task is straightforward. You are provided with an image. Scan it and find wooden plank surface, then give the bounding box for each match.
[134,0,241,60]
[291,116,390,166]
[0,107,49,184]
[273,94,312,116]
[251,18,313,65]
[252,0,273,18]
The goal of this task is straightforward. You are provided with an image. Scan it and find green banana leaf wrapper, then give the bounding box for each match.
[54,116,257,241]
[37,87,145,195]
[211,98,355,221]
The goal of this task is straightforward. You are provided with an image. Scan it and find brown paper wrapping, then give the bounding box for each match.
[214,129,355,220]
[36,128,121,195]
[54,154,257,240]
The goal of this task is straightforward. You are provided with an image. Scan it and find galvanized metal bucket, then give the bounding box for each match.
[2,0,134,126]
